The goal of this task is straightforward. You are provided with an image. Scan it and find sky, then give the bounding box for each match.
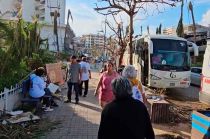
[65,0,210,36]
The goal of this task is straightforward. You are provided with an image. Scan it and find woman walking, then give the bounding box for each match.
[94,62,119,108]
[122,65,146,103]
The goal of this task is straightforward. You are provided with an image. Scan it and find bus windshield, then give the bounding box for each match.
[151,39,190,71]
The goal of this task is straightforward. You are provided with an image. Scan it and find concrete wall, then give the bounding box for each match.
[40,24,65,51]
[44,0,66,25]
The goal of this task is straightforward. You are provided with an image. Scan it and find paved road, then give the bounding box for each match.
[166,85,200,101]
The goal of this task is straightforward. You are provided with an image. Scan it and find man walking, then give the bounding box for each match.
[65,56,81,104]
[79,57,91,97]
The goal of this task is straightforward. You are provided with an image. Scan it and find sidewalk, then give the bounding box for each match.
[41,70,190,139]
[41,71,102,139]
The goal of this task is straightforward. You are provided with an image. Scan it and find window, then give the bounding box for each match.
[191,68,202,74]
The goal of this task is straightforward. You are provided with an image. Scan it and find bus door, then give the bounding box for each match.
[141,43,149,85]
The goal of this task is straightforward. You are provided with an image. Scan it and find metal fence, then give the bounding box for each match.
[0,84,22,115]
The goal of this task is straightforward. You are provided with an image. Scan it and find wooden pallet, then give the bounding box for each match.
[146,99,171,123]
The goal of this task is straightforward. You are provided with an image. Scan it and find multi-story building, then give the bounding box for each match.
[163,24,210,36]
[163,24,210,46]
[0,0,73,52]
[162,27,177,35]
[82,34,105,48]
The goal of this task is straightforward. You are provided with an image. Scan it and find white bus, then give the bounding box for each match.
[123,35,198,88]
[199,34,210,104]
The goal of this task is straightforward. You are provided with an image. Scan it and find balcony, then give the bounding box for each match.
[40,0,45,4]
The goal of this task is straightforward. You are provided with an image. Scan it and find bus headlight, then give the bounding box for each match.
[150,74,161,80]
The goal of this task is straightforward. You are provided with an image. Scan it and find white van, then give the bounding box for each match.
[199,33,210,104]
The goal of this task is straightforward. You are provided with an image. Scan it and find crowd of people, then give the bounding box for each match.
[29,55,154,138]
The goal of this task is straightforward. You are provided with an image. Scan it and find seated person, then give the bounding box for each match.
[29,67,55,112]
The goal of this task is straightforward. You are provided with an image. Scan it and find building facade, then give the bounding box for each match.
[0,0,71,52]
[163,24,210,36]
[82,34,105,48]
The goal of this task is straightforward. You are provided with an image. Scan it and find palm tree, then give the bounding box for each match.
[189,1,196,43]
[176,0,184,37]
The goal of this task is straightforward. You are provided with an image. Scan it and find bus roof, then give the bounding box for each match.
[138,34,187,41]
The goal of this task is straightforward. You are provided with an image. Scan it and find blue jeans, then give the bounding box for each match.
[67,81,79,102]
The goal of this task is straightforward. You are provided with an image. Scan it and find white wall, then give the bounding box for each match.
[44,0,66,25]
[22,0,36,22]
[40,25,65,52]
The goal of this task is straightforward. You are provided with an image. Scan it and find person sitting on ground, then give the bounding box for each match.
[122,65,146,103]
[98,77,154,139]
[29,67,54,112]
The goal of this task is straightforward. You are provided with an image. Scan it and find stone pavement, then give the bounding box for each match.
[41,71,102,139]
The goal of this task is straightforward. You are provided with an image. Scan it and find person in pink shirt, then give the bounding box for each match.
[94,62,119,108]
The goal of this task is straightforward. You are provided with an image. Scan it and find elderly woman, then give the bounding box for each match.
[98,77,154,139]
[122,65,146,103]
[95,62,119,108]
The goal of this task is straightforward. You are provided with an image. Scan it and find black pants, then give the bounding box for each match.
[79,80,89,96]
[67,81,79,102]
[31,88,52,107]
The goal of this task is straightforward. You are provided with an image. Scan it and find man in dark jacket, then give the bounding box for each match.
[98,77,154,139]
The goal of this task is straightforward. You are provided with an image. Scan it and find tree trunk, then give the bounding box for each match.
[129,15,134,65]
[118,50,124,67]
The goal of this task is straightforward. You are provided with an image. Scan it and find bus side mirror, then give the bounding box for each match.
[192,43,199,56]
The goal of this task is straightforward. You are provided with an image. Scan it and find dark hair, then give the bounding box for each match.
[71,55,77,59]
[111,77,132,99]
[82,57,87,61]
[107,61,114,67]
[35,67,45,77]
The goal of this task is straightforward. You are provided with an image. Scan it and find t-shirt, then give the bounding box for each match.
[132,85,143,102]
[68,63,81,83]
[129,78,144,102]
[29,74,46,98]
[80,61,91,81]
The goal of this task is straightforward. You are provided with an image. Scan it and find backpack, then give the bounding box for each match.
[132,85,143,102]
[22,77,33,97]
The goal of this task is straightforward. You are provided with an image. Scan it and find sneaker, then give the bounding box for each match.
[64,100,71,103]
[83,95,87,97]
[44,107,54,112]
[75,101,79,104]
[42,105,46,109]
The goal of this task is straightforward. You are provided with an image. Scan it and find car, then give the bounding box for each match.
[190,67,202,86]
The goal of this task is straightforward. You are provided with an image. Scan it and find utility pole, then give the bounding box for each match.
[189,2,196,43]
[53,10,59,52]
[104,15,107,61]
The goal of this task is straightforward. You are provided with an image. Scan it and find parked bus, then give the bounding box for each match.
[199,34,210,104]
[123,35,198,88]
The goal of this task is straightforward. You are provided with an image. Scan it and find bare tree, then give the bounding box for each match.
[95,0,179,64]
[104,14,128,66]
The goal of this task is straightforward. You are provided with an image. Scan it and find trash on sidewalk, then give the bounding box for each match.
[7,110,23,116]
[7,112,40,124]
[47,83,59,94]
